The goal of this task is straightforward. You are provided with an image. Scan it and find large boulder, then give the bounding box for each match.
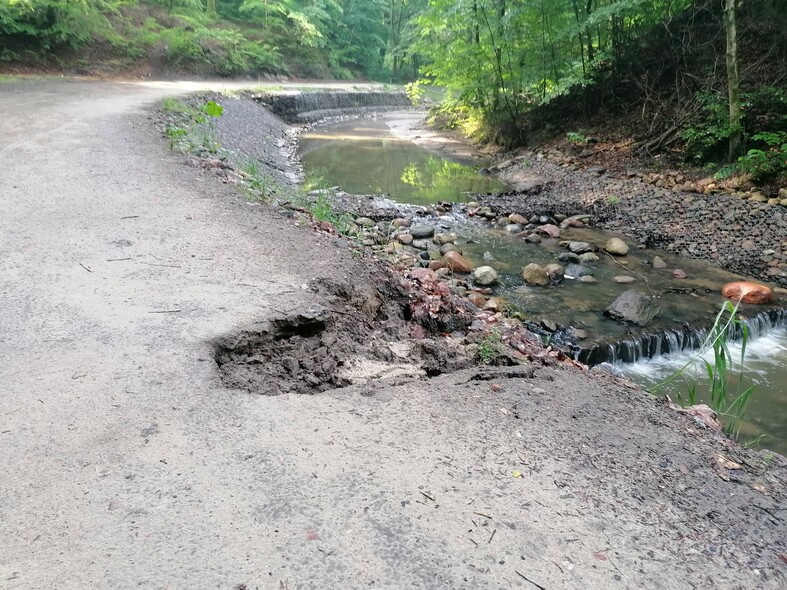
[604,290,663,326]
[604,237,629,256]
[522,263,550,286]
[473,266,498,285]
[442,250,473,273]
[721,282,774,305]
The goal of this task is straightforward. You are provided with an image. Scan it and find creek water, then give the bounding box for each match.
[299,114,787,455]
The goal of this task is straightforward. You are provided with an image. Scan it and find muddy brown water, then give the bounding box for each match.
[299,115,787,455]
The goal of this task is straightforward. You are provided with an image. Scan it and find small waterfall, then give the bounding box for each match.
[576,307,787,366]
[255,90,412,123]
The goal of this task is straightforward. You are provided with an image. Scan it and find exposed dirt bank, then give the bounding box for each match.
[1,80,784,589]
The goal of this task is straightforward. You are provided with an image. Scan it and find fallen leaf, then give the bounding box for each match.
[306,530,319,541]
[592,551,608,562]
[752,483,768,495]
[490,383,502,392]
[512,470,523,478]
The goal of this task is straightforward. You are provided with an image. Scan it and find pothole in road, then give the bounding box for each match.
[212,280,473,395]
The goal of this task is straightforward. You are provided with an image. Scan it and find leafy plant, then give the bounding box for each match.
[476,327,503,365]
[566,131,589,145]
[737,131,787,180]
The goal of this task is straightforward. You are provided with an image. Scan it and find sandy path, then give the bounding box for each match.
[0,79,784,589]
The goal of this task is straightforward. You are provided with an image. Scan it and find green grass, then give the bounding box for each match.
[651,300,756,439]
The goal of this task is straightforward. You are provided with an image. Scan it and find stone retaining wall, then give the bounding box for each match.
[253,90,411,123]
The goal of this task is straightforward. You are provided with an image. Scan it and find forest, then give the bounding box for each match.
[1,0,785,178]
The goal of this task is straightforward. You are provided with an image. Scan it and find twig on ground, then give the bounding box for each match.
[515,571,546,590]
[79,263,93,273]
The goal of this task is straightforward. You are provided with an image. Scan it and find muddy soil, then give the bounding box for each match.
[1,80,785,589]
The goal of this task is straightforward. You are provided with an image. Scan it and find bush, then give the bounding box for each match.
[737,131,787,180]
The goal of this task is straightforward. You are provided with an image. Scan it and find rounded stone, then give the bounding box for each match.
[604,237,630,256]
[521,263,550,286]
[472,266,498,285]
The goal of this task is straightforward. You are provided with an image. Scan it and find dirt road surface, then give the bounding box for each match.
[1,78,785,589]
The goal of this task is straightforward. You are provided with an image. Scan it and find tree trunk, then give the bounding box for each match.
[724,0,742,161]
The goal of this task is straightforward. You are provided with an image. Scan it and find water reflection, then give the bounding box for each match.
[299,119,506,205]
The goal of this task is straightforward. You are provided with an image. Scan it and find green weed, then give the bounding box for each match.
[476,327,504,365]
[651,301,756,439]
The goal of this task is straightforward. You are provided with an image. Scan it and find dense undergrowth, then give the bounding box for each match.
[421,0,786,183]
[0,0,398,79]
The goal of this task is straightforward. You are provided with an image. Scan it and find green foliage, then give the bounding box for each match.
[476,327,503,365]
[239,158,275,201]
[680,92,732,162]
[566,131,589,145]
[737,132,787,181]
[652,301,757,440]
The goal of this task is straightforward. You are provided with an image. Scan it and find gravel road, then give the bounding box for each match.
[1,78,785,589]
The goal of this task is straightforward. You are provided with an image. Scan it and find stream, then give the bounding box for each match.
[299,113,787,455]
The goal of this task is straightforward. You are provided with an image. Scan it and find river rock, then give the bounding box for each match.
[568,241,594,254]
[541,319,558,332]
[397,233,413,245]
[614,275,636,284]
[473,266,498,285]
[578,275,598,283]
[440,243,460,255]
[652,256,667,269]
[467,292,487,308]
[560,214,590,229]
[392,218,411,228]
[604,290,662,326]
[522,263,550,286]
[557,252,580,263]
[672,269,688,279]
[509,213,528,225]
[721,281,774,304]
[412,239,431,250]
[579,252,599,263]
[538,224,561,238]
[564,263,594,278]
[484,297,504,312]
[410,226,435,239]
[525,234,541,243]
[544,263,564,281]
[505,224,523,233]
[433,232,457,245]
[482,251,496,261]
[604,238,630,256]
[355,217,375,228]
[442,251,473,273]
